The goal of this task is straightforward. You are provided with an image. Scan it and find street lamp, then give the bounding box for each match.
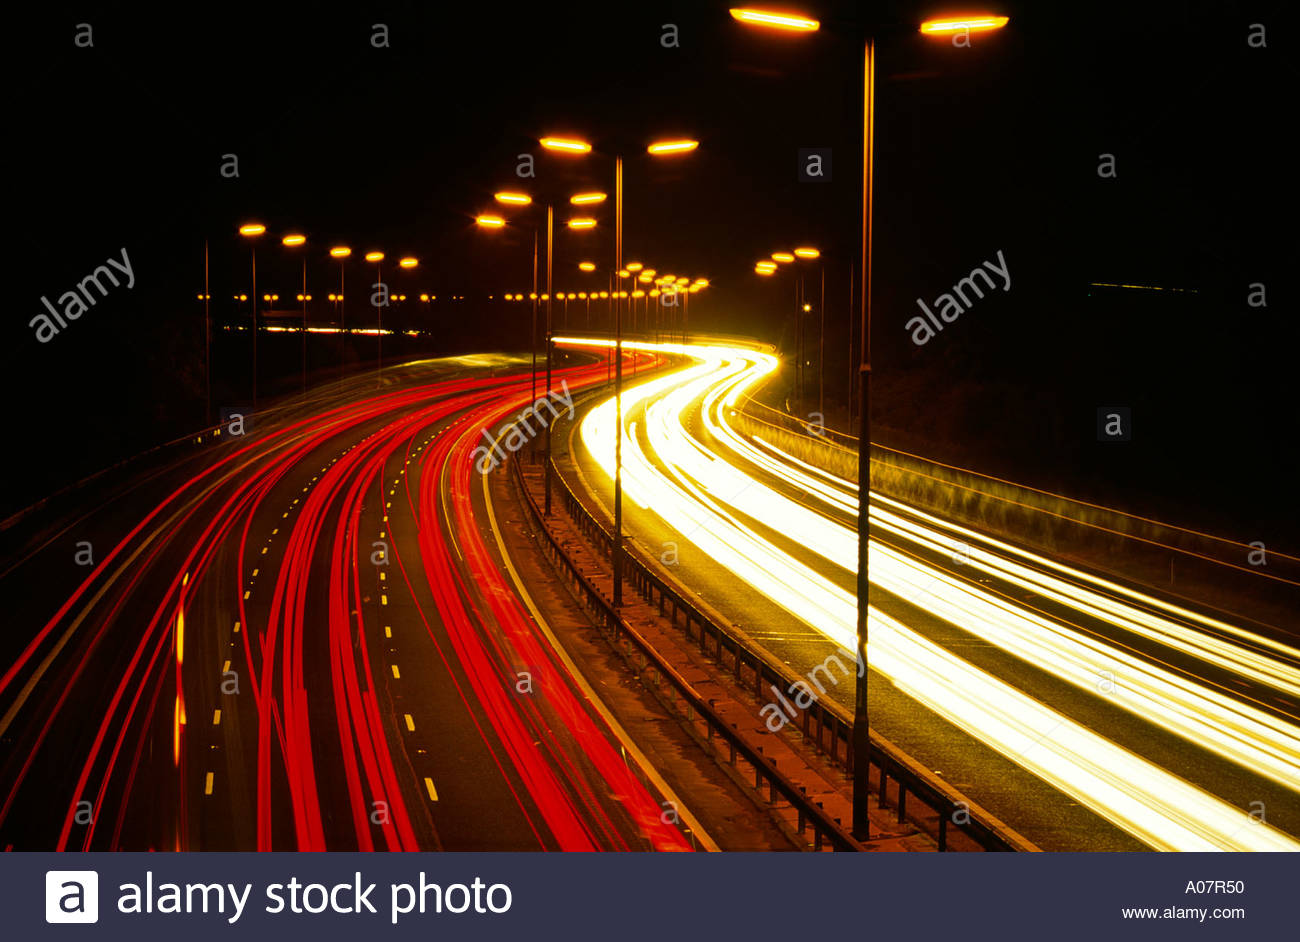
[238,223,266,406]
[201,240,211,425]
[729,8,819,30]
[732,4,1009,841]
[282,233,309,396]
[330,246,351,379]
[539,137,592,154]
[364,251,384,384]
[540,132,697,592]
[478,202,542,402]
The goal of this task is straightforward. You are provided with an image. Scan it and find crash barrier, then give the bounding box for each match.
[535,456,1034,852]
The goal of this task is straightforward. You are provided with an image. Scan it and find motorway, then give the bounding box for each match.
[555,336,1300,852]
[0,355,694,851]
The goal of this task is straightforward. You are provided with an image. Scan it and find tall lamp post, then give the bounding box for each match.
[282,233,308,396]
[238,222,266,407]
[330,246,351,380]
[490,191,541,402]
[730,6,1009,841]
[540,134,698,605]
[398,257,419,370]
[364,251,384,384]
[793,247,824,419]
[201,242,211,425]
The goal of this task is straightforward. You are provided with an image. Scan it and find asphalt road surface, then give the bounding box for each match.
[0,353,693,851]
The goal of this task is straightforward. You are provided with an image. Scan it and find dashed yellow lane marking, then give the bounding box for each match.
[391,665,400,679]
[204,772,214,796]
[423,777,438,801]
[404,714,415,732]
[384,626,392,638]
[212,709,222,725]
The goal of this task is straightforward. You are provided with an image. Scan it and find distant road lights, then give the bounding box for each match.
[475,215,506,228]
[689,285,701,294]
[570,192,608,205]
[239,294,248,301]
[920,15,1009,34]
[420,293,430,302]
[649,288,661,297]
[728,8,820,30]
[399,256,418,268]
[578,261,597,272]
[282,233,306,246]
[599,291,609,299]
[626,262,644,272]
[641,268,656,278]
[772,251,796,263]
[364,251,384,262]
[632,289,645,298]
[578,291,588,299]
[637,272,653,283]
[541,293,550,301]
[675,277,690,285]
[568,217,597,229]
[694,278,710,287]
[803,302,812,312]
[793,247,820,259]
[529,292,538,300]
[646,139,700,155]
[540,136,592,154]
[330,246,352,258]
[494,191,532,205]
[618,269,630,279]
[238,223,266,237]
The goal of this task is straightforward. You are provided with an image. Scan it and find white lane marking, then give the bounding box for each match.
[479,451,720,852]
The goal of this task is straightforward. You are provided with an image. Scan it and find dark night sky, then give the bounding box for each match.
[7,1,1295,538]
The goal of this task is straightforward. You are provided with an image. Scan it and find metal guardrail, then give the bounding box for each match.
[541,455,1034,853]
[511,455,867,851]
[739,394,858,452]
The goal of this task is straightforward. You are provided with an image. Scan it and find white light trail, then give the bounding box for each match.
[561,336,1300,851]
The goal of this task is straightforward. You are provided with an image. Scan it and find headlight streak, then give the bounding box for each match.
[696,400,1300,791]
[745,431,1300,685]
[563,336,1300,851]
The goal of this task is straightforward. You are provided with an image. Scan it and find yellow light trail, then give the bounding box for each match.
[557,335,1300,851]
